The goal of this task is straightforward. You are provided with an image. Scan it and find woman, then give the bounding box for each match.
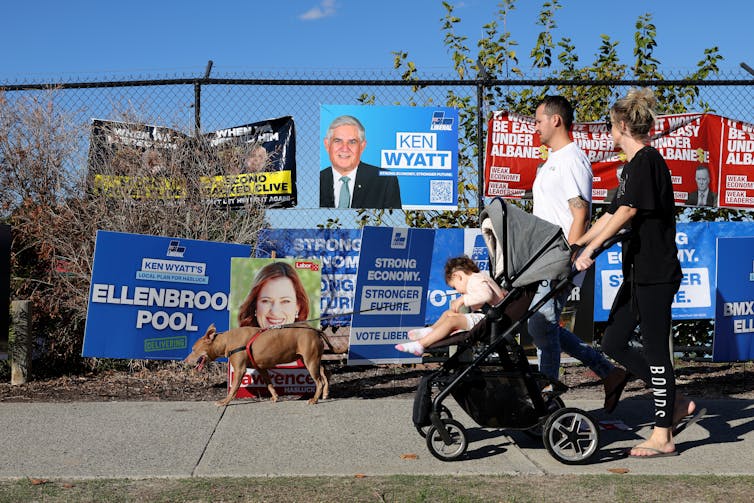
[574,88,699,458]
[238,261,310,328]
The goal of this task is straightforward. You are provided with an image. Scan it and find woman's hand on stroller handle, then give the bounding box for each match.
[572,230,632,271]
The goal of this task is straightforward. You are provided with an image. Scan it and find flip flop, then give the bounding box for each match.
[672,407,707,437]
[628,446,679,459]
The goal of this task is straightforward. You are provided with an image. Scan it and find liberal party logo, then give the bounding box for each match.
[166,240,186,258]
[391,228,408,249]
[471,234,489,271]
[430,111,454,131]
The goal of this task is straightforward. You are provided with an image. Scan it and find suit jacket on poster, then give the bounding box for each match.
[319,162,402,209]
[686,190,717,207]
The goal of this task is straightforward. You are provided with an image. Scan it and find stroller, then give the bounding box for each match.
[413,197,619,465]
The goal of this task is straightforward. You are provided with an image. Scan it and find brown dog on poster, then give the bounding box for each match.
[184,323,333,406]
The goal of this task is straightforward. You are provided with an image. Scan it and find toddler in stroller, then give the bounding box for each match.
[395,256,507,356]
[413,197,616,464]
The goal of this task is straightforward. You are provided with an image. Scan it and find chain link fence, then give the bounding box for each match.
[3,69,753,230]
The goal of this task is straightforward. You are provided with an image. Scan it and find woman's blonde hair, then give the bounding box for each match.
[610,87,657,140]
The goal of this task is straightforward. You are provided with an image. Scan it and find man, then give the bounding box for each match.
[530,95,629,413]
[320,115,402,209]
[686,165,717,207]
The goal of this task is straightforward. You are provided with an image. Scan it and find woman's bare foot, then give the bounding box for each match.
[673,394,696,426]
[629,427,676,457]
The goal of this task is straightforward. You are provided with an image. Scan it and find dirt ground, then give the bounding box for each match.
[1,356,752,403]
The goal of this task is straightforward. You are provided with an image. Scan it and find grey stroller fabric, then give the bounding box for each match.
[480,197,571,288]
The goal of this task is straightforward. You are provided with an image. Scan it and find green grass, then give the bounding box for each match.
[1,475,753,503]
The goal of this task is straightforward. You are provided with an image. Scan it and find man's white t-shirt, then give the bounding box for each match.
[532,141,592,236]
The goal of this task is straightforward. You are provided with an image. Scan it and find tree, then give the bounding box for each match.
[0,91,266,370]
[393,0,725,218]
[390,0,741,353]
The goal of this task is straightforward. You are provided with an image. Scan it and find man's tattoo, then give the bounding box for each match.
[568,196,588,209]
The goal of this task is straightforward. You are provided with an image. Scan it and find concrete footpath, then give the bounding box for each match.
[0,397,752,479]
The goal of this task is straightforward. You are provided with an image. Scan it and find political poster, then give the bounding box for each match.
[425,228,489,325]
[319,105,459,210]
[255,228,362,327]
[203,116,297,208]
[87,116,297,208]
[348,227,434,365]
[483,111,753,209]
[227,258,322,398]
[713,237,754,362]
[82,231,251,359]
[716,117,754,209]
[87,119,190,200]
[593,221,754,322]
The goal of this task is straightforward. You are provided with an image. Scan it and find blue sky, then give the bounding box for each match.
[2,0,753,82]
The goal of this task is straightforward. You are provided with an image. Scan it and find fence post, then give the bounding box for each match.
[476,74,488,213]
[194,60,214,135]
[10,300,31,385]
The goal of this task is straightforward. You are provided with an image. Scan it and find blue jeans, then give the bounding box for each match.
[527,280,615,381]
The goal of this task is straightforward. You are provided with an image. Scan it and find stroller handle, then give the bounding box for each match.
[571,229,632,263]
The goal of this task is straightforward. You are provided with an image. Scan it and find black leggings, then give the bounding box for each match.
[601,280,680,428]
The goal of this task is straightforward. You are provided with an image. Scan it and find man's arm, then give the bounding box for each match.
[567,196,590,244]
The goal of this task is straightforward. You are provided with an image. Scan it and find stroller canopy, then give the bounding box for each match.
[480,197,571,288]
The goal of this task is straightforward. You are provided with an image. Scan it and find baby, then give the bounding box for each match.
[395,256,506,356]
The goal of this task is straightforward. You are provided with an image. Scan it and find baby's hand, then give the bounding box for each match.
[450,297,465,312]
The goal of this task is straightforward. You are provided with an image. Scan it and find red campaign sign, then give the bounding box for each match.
[718,117,754,208]
[484,111,754,209]
[484,112,544,199]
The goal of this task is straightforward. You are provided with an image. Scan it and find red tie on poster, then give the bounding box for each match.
[484,111,754,209]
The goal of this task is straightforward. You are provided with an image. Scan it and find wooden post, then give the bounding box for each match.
[10,300,31,385]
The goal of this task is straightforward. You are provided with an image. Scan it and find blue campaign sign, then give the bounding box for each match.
[348,227,435,365]
[255,228,362,327]
[83,231,251,359]
[713,237,754,362]
[593,222,754,322]
[425,228,489,325]
[320,105,459,210]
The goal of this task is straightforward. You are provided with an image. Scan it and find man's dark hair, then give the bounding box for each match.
[540,95,574,130]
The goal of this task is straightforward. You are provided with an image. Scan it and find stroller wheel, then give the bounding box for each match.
[425,419,468,461]
[542,407,600,465]
[416,405,453,438]
[523,396,565,439]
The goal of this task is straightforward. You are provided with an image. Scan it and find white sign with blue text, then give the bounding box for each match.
[348,227,435,365]
[83,231,251,359]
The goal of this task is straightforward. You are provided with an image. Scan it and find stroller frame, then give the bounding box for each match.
[415,198,618,465]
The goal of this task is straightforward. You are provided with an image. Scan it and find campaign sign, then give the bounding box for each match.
[255,228,362,327]
[348,227,435,364]
[83,231,251,359]
[594,221,754,322]
[714,237,754,362]
[227,258,322,398]
[425,228,489,324]
[320,105,459,210]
